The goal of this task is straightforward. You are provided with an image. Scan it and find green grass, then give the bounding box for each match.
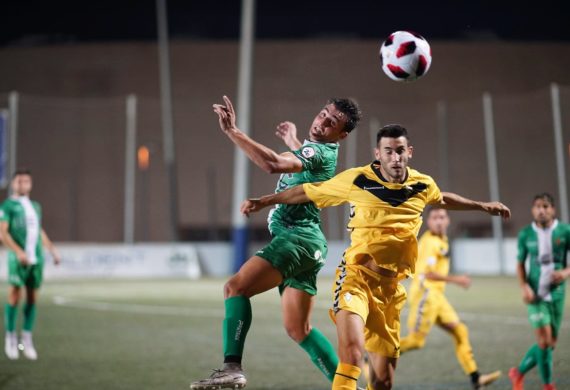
[0,277,568,389]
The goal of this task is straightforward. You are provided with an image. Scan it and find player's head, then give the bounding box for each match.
[309,98,361,143]
[425,207,450,236]
[531,192,556,227]
[374,124,413,182]
[11,168,33,196]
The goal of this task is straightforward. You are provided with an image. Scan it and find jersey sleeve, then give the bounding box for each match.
[517,229,528,263]
[302,168,357,209]
[291,144,325,172]
[426,178,443,205]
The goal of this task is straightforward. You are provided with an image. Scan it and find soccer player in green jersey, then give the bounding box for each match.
[2,169,61,360]
[509,193,570,390]
[191,96,361,389]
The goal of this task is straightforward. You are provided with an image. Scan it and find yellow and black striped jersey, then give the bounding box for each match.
[409,230,450,295]
[303,161,442,278]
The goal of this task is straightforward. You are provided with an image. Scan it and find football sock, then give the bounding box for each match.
[450,323,478,375]
[469,371,480,386]
[400,332,426,352]
[536,346,553,384]
[332,362,361,390]
[518,343,539,374]
[4,304,17,332]
[23,303,36,332]
[299,328,339,382]
[222,296,252,366]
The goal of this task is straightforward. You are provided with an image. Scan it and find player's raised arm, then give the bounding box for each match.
[439,191,511,219]
[275,121,302,151]
[213,95,303,174]
[240,185,311,217]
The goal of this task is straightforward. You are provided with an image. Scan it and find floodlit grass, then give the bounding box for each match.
[0,277,568,389]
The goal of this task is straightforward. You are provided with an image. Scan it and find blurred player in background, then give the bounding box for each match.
[191,96,361,389]
[399,207,501,389]
[2,169,61,360]
[509,193,570,390]
[241,124,511,390]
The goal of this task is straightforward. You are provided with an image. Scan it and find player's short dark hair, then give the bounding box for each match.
[376,124,410,144]
[13,168,32,178]
[328,98,362,133]
[533,192,555,207]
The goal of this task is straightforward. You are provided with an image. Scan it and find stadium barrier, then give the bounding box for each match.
[0,239,518,280]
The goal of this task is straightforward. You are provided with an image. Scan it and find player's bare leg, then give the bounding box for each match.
[367,351,397,390]
[282,287,340,383]
[4,286,21,360]
[331,310,365,390]
[21,286,38,360]
[190,256,283,390]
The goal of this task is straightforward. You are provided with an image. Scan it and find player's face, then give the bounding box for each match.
[427,209,450,236]
[11,174,32,196]
[531,198,556,227]
[374,136,413,183]
[309,104,349,143]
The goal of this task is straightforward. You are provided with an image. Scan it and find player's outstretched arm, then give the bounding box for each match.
[275,121,302,151]
[213,95,303,174]
[41,229,61,265]
[241,185,311,217]
[440,191,511,219]
[425,272,471,289]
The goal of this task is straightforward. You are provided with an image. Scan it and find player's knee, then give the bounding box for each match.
[338,340,364,365]
[370,375,393,390]
[224,278,248,298]
[284,321,310,343]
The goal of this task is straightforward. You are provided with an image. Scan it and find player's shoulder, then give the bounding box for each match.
[300,141,338,156]
[518,224,534,237]
[0,198,17,208]
[407,167,437,185]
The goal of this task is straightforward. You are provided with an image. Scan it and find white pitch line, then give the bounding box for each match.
[53,295,535,326]
[52,296,224,318]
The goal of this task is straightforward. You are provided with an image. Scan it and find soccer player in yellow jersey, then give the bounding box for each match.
[399,207,501,389]
[241,124,510,390]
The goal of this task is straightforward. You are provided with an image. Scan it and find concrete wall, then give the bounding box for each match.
[0,40,569,241]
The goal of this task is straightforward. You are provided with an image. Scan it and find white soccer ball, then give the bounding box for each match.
[379,31,432,82]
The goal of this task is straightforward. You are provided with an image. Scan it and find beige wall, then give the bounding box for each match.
[0,39,569,241]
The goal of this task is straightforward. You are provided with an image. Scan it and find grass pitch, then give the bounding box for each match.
[0,277,568,389]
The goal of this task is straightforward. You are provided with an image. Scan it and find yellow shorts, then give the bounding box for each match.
[407,288,459,335]
[330,262,407,358]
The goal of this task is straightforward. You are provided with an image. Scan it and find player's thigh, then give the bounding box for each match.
[406,289,438,335]
[528,302,554,347]
[435,294,460,329]
[367,351,398,390]
[335,309,366,363]
[225,256,283,298]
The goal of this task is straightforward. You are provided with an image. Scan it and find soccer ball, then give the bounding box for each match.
[379,31,432,82]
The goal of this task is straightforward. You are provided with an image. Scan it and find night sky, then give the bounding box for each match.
[1,1,569,47]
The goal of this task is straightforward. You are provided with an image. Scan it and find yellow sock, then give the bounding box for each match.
[451,323,478,374]
[332,362,361,390]
[400,332,426,353]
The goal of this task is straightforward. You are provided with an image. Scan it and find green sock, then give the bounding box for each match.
[536,346,553,384]
[518,343,539,374]
[23,303,36,332]
[299,328,339,382]
[222,296,252,363]
[4,304,17,332]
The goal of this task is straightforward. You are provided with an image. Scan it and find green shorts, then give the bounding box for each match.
[255,226,327,296]
[7,252,43,289]
[527,297,565,338]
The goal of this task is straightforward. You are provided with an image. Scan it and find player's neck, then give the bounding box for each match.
[535,219,555,229]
